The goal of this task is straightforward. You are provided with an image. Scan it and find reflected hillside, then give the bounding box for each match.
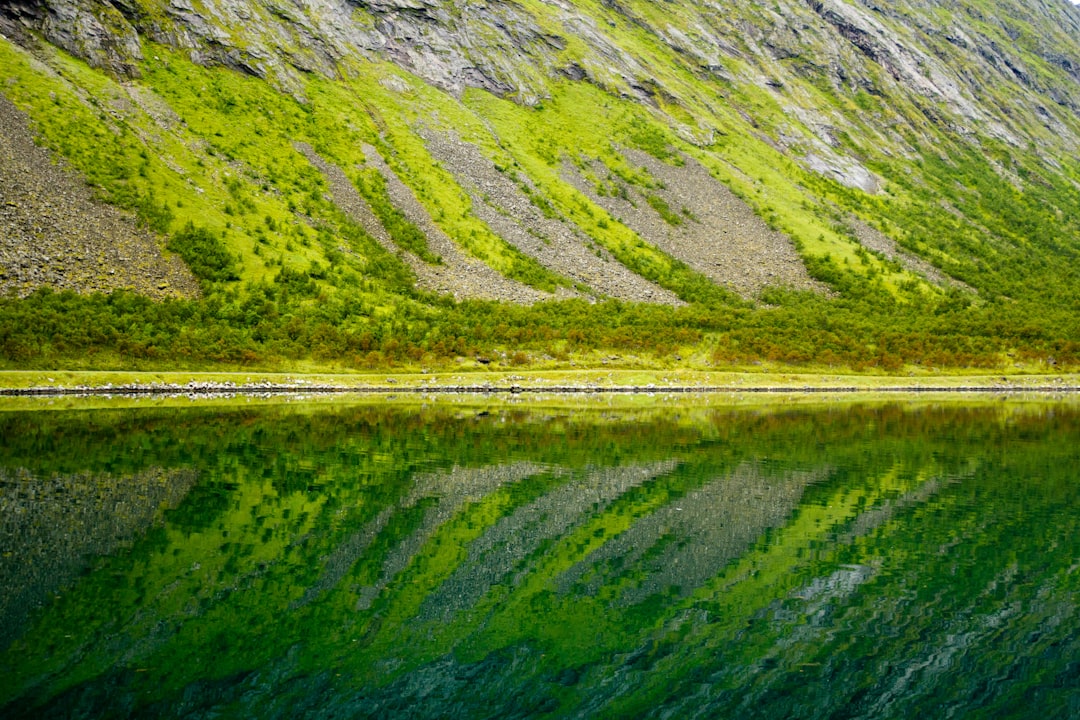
[0,466,196,647]
[1,400,1078,719]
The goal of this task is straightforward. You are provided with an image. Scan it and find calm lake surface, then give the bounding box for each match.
[1,395,1079,719]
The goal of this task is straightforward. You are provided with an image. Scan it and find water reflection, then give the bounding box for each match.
[0,399,1078,718]
[0,466,196,648]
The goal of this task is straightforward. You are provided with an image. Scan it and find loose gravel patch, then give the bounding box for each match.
[565,149,829,298]
[361,143,572,304]
[421,129,682,305]
[299,139,560,304]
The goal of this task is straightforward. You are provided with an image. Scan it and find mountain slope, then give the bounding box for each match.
[0,0,1078,370]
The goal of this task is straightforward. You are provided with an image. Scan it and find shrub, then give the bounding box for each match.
[167,222,240,284]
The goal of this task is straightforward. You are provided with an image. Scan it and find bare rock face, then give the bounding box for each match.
[5,0,1080,157]
[1,0,577,103]
[809,0,982,119]
[1,0,143,78]
[803,152,880,195]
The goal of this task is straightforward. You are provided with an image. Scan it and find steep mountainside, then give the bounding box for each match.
[1,0,1079,370]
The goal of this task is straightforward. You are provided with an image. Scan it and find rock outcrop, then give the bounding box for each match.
[5,0,1078,152]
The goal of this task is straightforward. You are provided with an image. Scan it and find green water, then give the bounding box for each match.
[1,397,1079,718]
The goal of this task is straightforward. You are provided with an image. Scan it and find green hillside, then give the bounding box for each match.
[1,0,1078,373]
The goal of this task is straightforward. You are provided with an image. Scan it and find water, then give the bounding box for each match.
[1,396,1079,718]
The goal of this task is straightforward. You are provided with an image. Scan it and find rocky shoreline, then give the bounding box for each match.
[3,381,1079,397]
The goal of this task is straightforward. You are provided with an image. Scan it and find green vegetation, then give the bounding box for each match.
[645,194,684,226]
[352,168,442,265]
[2,401,1079,716]
[3,282,1077,372]
[166,223,241,285]
[0,0,1078,377]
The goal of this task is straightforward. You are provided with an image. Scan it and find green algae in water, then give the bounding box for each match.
[1,399,1079,718]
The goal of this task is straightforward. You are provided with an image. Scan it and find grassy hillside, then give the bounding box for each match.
[0,0,1078,373]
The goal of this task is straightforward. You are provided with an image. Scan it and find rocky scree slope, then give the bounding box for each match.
[0,92,198,299]
[0,0,1078,306]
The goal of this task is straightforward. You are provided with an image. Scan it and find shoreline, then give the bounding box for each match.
[4,381,1080,397]
[3,369,1079,398]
